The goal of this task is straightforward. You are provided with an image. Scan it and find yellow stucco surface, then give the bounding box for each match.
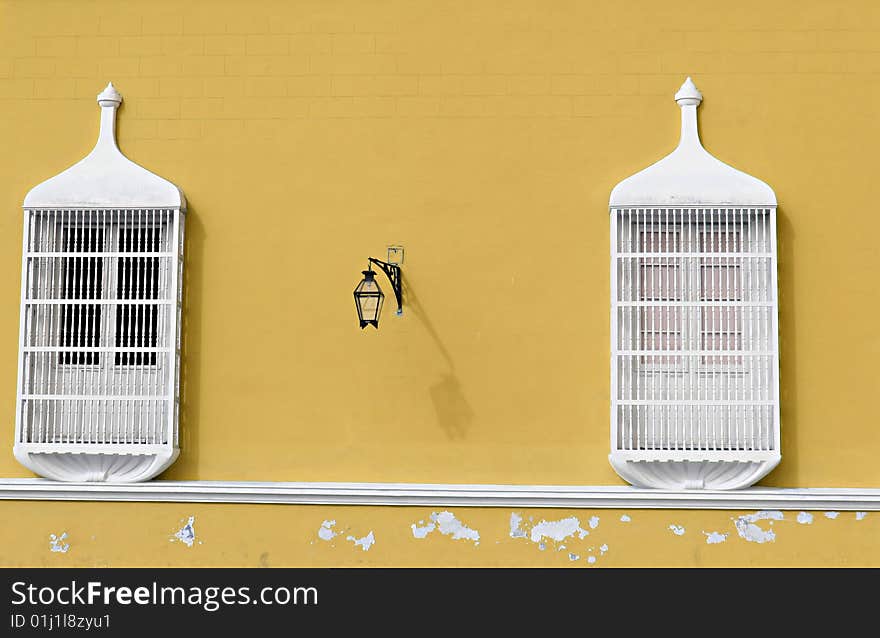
[0,502,877,567]
[0,0,878,566]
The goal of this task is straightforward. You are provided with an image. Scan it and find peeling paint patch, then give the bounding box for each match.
[734,511,783,543]
[49,533,70,553]
[703,531,728,544]
[529,517,589,544]
[432,511,480,544]
[509,513,527,539]
[620,514,631,522]
[824,512,839,520]
[412,511,480,544]
[568,553,580,561]
[856,512,867,521]
[346,531,375,552]
[797,512,813,525]
[411,520,436,539]
[588,516,600,529]
[172,517,196,547]
[668,525,686,536]
[318,520,338,541]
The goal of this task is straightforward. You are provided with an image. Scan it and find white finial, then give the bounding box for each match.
[97,82,122,108]
[674,77,702,107]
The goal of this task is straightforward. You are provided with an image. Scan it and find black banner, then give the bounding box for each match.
[0,567,871,633]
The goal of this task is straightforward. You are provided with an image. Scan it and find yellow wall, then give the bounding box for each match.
[0,0,878,566]
[2,502,877,567]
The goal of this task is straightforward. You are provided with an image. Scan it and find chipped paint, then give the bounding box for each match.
[703,531,728,544]
[797,512,813,525]
[588,516,600,529]
[734,510,783,543]
[529,517,589,544]
[599,544,608,555]
[620,514,631,522]
[411,520,436,539]
[587,556,596,564]
[346,531,375,552]
[411,511,480,544]
[49,532,69,553]
[509,513,527,538]
[432,511,480,544]
[318,520,338,541]
[172,516,196,547]
[824,512,839,520]
[668,525,686,536]
[856,512,867,521]
[568,553,580,561]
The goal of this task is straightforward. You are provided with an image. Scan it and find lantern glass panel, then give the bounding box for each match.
[354,272,384,327]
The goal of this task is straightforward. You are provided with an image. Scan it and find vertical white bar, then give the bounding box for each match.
[709,208,715,450]
[165,209,180,450]
[702,208,708,449]
[15,210,32,446]
[639,208,645,449]
[769,208,780,452]
[51,211,60,441]
[59,211,67,444]
[723,208,729,449]
[175,210,184,447]
[41,212,52,442]
[160,211,170,441]
[86,217,95,443]
[761,208,768,449]
[618,208,636,450]
[737,208,743,449]
[689,208,694,448]
[662,207,668,448]
[610,209,619,452]
[36,214,47,441]
[99,209,107,443]
[759,209,768,449]
[624,208,640,450]
[149,209,155,444]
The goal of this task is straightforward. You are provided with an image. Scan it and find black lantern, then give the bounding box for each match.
[353,258,402,329]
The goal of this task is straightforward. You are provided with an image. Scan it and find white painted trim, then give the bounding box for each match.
[609,77,776,207]
[0,479,878,510]
[24,82,185,209]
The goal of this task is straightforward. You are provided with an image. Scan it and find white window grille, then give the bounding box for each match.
[14,84,186,482]
[608,78,780,489]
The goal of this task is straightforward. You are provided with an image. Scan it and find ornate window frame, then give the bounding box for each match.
[13,84,186,482]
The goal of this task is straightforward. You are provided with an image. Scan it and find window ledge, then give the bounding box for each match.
[0,479,878,510]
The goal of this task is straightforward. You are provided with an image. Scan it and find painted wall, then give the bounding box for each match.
[0,0,878,566]
[2,502,876,567]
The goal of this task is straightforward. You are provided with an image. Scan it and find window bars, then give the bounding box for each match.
[613,207,774,451]
[20,209,178,446]
[608,79,780,489]
[14,84,186,482]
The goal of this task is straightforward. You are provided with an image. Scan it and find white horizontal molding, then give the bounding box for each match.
[0,479,879,510]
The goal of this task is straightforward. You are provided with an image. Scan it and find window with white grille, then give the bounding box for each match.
[20,209,180,446]
[613,207,774,451]
[608,78,780,490]
[14,83,185,482]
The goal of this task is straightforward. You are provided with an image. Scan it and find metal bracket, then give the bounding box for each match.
[368,257,403,316]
